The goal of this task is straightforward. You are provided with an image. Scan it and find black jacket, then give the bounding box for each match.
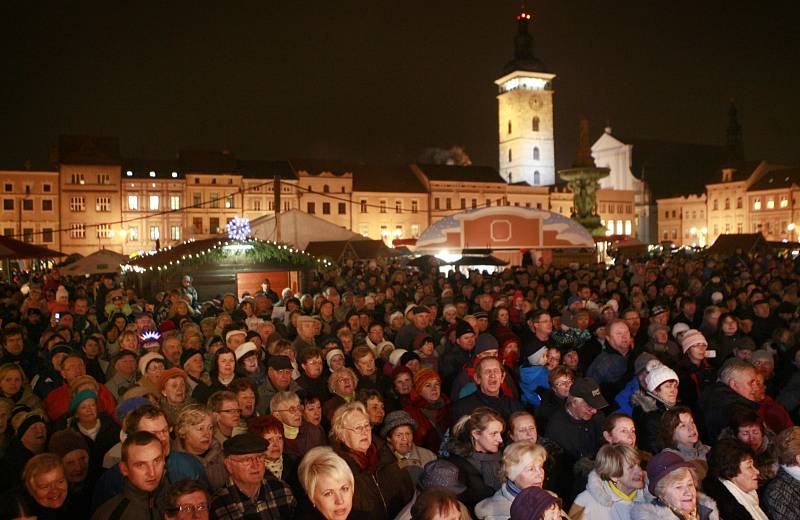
[544,406,605,463]
[698,382,759,443]
[450,389,524,423]
[704,476,761,520]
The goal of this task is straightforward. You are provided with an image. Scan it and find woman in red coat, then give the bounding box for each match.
[403,368,450,453]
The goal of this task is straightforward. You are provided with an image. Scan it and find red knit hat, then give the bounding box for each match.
[157,367,187,393]
[391,365,413,382]
[413,368,441,395]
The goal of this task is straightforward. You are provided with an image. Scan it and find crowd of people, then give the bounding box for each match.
[1,249,800,520]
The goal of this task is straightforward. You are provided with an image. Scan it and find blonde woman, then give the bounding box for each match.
[475,441,548,520]
[297,446,355,520]
[172,404,227,491]
[0,363,43,413]
[323,367,358,423]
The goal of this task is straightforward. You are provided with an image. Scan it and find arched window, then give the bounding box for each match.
[508,149,512,162]
[508,120,512,134]
[533,171,540,184]
[532,117,540,132]
[724,198,730,210]
[323,184,330,193]
[533,147,540,160]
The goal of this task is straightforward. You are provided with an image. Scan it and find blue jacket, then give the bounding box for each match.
[519,365,550,407]
[92,451,207,511]
[614,377,640,416]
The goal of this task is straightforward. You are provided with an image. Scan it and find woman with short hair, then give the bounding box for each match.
[630,451,719,520]
[329,401,414,520]
[192,347,236,404]
[447,407,506,511]
[248,414,301,495]
[172,404,227,491]
[721,408,778,484]
[570,444,649,520]
[297,446,356,520]
[659,406,710,482]
[763,426,800,519]
[323,367,358,423]
[475,441,548,520]
[0,362,43,413]
[11,453,71,518]
[704,438,769,520]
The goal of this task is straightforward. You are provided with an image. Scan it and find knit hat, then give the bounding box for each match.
[68,374,99,396]
[646,450,692,496]
[380,410,417,438]
[399,351,421,366]
[647,322,670,339]
[391,365,413,382]
[159,319,177,333]
[115,396,151,424]
[679,329,707,353]
[645,365,679,393]
[413,368,440,396]
[234,341,258,361]
[388,348,408,368]
[180,349,204,369]
[455,319,475,339]
[326,349,345,367]
[388,311,404,324]
[418,460,466,494]
[633,352,659,375]
[48,429,89,459]
[671,322,690,340]
[157,368,187,393]
[138,352,165,375]
[69,389,97,415]
[474,334,500,356]
[510,487,562,520]
[225,329,247,342]
[12,411,45,440]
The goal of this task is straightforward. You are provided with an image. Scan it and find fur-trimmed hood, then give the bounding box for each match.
[631,389,659,413]
[630,493,719,520]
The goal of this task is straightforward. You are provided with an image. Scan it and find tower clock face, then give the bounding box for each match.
[529,96,542,109]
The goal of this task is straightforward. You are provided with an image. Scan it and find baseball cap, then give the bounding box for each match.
[569,377,608,409]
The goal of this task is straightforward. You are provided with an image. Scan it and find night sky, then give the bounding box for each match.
[2,1,798,172]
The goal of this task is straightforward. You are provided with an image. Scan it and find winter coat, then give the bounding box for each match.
[676,356,716,416]
[404,395,451,453]
[447,451,503,511]
[570,470,651,520]
[630,493,719,520]
[172,437,228,492]
[518,364,549,407]
[763,468,800,520]
[450,388,524,423]
[703,477,765,520]
[614,377,640,416]
[69,413,121,472]
[475,482,518,520]
[630,390,671,453]
[91,477,167,520]
[283,421,327,461]
[698,382,759,443]
[255,376,301,415]
[535,388,566,433]
[544,406,605,463]
[330,439,414,520]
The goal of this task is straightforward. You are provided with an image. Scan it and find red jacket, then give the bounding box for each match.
[44,383,117,422]
[760,394,794,433]
[404,395,451,453]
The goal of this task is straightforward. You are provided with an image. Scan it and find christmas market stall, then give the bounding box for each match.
[121,218,334,301]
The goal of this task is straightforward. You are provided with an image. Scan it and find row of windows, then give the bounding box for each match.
[507,148,541,162]
[752,196,790,210]
[359,200,420,214]
[128,195,181,211]
[249,200,293,212]
[507,117,541,134]
[68,223,181,241]
[306,202,347,215]
[599,203,633,214]
[3,182,53,193]
[3,227,54,243]
[664,209,706,219]
[68,173,111,185]
[2,199,54,211]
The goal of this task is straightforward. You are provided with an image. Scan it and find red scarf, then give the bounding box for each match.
[348,442,379,474]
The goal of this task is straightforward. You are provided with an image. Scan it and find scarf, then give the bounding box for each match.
[782,464,800,482]
[506,479,523,498]
[609,481,637,502]
[467,451,503,491]
[264,456,284,480]
[78,420,101,441]
[349,443,379,475]
[721,479,769,520]
[283,423,299,440]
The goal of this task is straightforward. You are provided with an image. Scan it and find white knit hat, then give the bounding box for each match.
[672,322,691,340]
[389,348,408,367]
[234,341,258,361]
[646,365,679,393]
[138,352,165,376]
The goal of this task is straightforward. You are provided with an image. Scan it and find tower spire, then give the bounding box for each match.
[726,98,744,165]
[503,2,548,75]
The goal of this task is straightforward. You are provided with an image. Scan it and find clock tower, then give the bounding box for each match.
[495,7,555,186]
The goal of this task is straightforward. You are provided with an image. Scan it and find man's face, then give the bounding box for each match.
[268,367,292,390]
[607,323,632,355]
[622,312,640,334]
[531,314,553,337]
[730,368,759,401]
[60,357,86,383]
[475,359,505,396]
[225,452,267,488]
[121,440,165,493]
[368,325,384,345]
[273,399,303,428]
[570,397,598,421]
[3,333,24,355]
[137,415,171,456]
[412,312,429,329]
[355,354,376,376]
[456,333,476,351]
[162,338,182,365]
[214,400,242,430]
[73,299,88,316]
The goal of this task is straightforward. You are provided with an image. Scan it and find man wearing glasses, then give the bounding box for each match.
[211,432,296,520]
[209,391,243,446]
[521,309,556,367]
[163,479,210,520]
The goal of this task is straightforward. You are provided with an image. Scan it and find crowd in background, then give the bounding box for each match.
[1,248,800,520]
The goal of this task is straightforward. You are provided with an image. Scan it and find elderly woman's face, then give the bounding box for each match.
[617,459,645,492]
[162,377,186,405]
[513,456,545,489]
[312,472,353,520]
[334,372,355,396]
[303,399,322,426]
[341,412,372,454]
[387,425,414,455]
[76,398,98,425]
[393,373,413,395]
[660,472,697,514]
[262,430,284,461]
[273,399,303,428]
[365,397,385,426]
[329,354,345,373]
[29,466,68,509]
[62,448,89,483]
[184,416,213,455]
[731,456,760,493]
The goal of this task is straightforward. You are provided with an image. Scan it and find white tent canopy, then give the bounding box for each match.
[249,209,367,250]
[60,249,127,276]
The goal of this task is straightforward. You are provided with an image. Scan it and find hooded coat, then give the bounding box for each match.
[630,493,719,520]
[570,470,652,520]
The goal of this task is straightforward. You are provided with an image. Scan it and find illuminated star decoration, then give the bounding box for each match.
[227,216,251,241]
[140,330,162,347]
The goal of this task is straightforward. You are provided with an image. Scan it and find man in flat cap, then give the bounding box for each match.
[257,355,301,415]
[210,433,296,520]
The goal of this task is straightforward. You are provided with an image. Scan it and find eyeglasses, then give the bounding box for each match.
[169,503,209,514]
[554,379,573,387]
[344,423,371,434]
[336,377,353,385]
[218,408,241,415]
[229,454,265,465]
[275,405,303,414]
